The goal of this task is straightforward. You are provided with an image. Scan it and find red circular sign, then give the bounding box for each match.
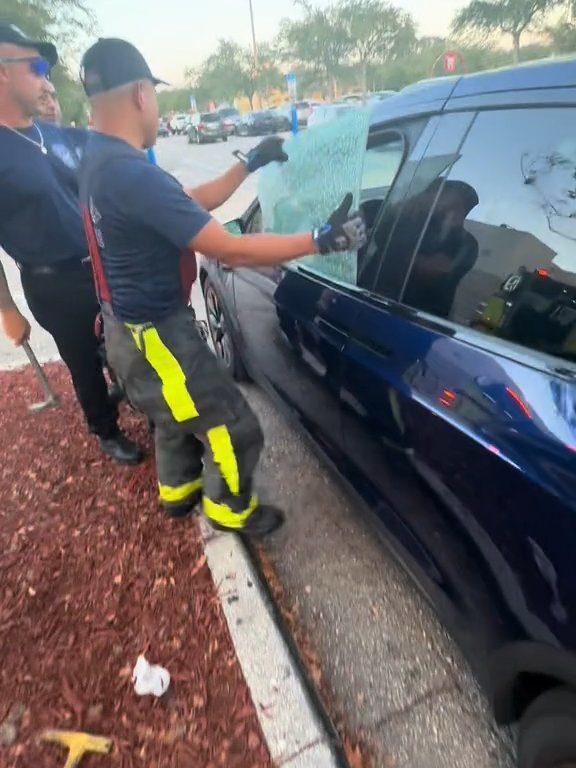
[443,52,458,74]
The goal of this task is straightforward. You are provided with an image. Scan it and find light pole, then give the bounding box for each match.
[248,0,259,69]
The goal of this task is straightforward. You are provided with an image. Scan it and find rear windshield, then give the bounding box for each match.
[202,113,220,123]
[219,108,238,117]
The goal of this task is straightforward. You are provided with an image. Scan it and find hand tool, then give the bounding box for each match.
[22,340,60,411]
[41,729,112,768]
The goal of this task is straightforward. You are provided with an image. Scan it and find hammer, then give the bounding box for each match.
[22,341,60,412]
[41,729,112,767]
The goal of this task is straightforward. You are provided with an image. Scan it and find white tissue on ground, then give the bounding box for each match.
[132,654,170,697]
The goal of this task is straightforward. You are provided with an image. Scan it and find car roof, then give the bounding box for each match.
[369,56,576,125]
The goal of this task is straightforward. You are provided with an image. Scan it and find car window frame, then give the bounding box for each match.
[384,99,576,381]
[239,116,434,296]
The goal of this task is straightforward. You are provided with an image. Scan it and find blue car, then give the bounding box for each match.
[200,58,576,768]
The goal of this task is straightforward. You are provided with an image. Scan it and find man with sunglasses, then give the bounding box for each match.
[0,23,143,464]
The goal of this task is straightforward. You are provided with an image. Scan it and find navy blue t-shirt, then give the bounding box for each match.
[79,132,211,324]
[0,122,88,264]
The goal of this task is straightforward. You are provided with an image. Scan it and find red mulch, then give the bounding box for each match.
[0,363,272,768]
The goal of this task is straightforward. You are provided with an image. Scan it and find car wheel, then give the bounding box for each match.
[518,687,576,768]
[203,278,249,382]
[222,135,228,142]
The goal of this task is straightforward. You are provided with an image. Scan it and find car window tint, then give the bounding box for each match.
[361,136,404,204]
[365,112,475,297]
[258,108,371,286]
[401,108,576,365]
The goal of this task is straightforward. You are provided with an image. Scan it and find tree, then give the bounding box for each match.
[339,0,417,95]
[279,2,352,98]
[452,0,562,63]
[187,39,283,111]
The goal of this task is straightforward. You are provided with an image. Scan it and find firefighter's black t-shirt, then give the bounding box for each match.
[79,131,211,324]
[0,123,88,265]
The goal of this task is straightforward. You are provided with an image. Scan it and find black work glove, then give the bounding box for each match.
[246,136,289,173]
[313,193,367,254]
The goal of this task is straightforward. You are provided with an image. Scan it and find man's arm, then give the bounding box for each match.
[0,257,31,346]
[186,163,248,212]
[192,195,367,269]
[185,137,289,212]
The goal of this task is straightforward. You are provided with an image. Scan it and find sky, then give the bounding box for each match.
[90,0,467,85]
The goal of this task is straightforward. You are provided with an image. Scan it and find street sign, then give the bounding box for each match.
[286,72,297,101]
[190,95,197,112]
[443,51,458,74]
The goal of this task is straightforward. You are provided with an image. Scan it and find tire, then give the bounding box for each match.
[518,687,576,768]
[203,277,249,382]
[222,135,228,142]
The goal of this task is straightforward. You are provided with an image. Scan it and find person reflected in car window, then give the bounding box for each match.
[403,179,480,318]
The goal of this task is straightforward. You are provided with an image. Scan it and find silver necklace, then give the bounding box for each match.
[0,122,47,154]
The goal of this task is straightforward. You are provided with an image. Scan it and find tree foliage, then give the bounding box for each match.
[452,0,562,62]
[339,0,416,91]
[279,2,352,97]
[186,39,283,110]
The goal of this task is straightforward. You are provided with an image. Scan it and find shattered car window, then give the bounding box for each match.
[259,109,370,285]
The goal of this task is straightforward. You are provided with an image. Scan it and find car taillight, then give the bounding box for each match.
[198,123,206,131]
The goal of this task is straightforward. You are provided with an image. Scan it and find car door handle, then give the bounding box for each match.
[353,334,393,359]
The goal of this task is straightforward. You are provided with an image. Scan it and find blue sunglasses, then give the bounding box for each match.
[0,55,51,78]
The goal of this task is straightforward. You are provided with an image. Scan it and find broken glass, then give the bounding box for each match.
[259,109,370,285]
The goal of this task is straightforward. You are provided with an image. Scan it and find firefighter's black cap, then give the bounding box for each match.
[0,23,58,67]
[80,38,168,97]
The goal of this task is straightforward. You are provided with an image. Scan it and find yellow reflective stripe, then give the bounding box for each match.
[158,477,202,504]
[128,326,198,422]
[207,425,239,495]
[203,495,258,529]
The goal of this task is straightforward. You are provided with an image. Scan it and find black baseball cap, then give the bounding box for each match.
[0,23,58,67]
[80,38,168,97]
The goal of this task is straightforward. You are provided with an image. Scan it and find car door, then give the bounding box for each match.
[231,123,422,463]
[338,99,576,664]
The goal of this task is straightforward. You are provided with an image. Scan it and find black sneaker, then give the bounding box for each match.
[208,505,285,537]
[99,432,144,465]
[164,489,202,519]
[107,382,125,405]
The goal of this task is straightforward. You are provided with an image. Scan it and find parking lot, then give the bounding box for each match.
[0,133,516,768]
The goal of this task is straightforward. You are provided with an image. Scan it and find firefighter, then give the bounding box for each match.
[0,23,141,464]
[79,38,367,537]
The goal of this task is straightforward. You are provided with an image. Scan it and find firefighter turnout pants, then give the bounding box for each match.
[103,307,263,528]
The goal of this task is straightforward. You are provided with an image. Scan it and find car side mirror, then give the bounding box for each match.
[224,219,243,236]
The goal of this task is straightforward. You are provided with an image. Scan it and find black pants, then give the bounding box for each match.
[103,307,263,526]
[20,261,118,438]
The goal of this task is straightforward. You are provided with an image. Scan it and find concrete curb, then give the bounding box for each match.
[199,519,342,768]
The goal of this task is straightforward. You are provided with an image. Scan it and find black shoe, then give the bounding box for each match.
[208,505,285,537]
[107,382,125,405]
[99,432,144,465]
[164,489,202,519]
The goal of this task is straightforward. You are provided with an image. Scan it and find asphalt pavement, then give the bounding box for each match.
[0,133,517,767]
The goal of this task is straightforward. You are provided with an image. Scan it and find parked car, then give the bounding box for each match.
[295,100,321,126]
[235,110,285,137]
[187,112,227,144]
[218,107,242,135]
[199,58,576,768]
[169,113,189,135]
[157,118,170,137]
[271,104,293,131]
[307,102,357,128]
